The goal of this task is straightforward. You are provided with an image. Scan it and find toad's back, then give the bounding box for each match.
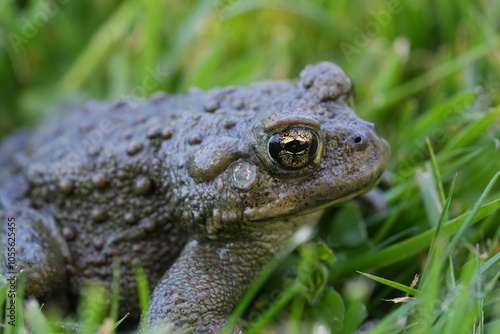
[0,79,299,307]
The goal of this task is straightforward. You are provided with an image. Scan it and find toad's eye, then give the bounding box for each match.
[268,128,319,170]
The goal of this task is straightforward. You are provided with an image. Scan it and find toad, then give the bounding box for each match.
[0,62,390,333]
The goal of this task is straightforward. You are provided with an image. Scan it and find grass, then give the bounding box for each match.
[1,0,500,333]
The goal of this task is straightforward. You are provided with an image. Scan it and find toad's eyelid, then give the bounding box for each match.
[264,115,321,133]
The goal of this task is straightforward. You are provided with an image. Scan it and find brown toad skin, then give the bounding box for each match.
[0,62,390,333]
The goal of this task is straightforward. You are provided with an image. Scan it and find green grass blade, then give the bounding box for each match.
[441,260,476,334]
[427,137,446,204]
[222,226,314,334]
[403,92,477,147]
[357,271,423,297]
[359,37,500,114]
[427,174,456,262]
[441,106,500,153]
[0,283,7,333]
[23,300,52,334]
[416,166,442,227]
[78,284,108,334]
[478,250,500,276]
[112,314,130,331]
[158,0,215,85]
[245,283,306,334]
[110,257,121,331]
[226,0,348,36]
[333,196,500,276]
[418,173,456,297]
[59,0,142,92]
[444,170,500,259]
[133,263,150,332]
[438,147,485,176]
[365,303,414,334]
[475,246,484,334]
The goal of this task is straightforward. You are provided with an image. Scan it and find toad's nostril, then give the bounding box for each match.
[349,133,368,151]
[350,133,365,145]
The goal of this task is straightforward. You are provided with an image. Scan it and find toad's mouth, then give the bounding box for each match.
[242,173,384,222]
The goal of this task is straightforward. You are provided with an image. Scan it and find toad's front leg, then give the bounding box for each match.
[144,237,278,334]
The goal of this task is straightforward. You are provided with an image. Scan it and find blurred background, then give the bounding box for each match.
[1,0,500,333]
[1,0,498,133]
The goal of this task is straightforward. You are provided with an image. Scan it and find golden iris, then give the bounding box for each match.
[268,128,318,169]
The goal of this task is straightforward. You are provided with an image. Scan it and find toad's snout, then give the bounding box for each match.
[344,121,390,158]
